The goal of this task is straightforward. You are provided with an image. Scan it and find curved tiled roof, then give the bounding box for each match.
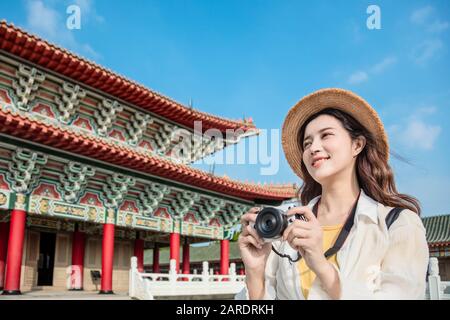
[422,214,450,247]
[0,108,296,201]
[0,21,256,134]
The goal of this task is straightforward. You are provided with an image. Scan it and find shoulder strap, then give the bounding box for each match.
[385,207,404,229]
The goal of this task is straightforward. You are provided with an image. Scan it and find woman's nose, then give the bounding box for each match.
[309,139,322,155]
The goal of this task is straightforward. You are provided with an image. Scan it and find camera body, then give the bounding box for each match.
[251,206,305,243]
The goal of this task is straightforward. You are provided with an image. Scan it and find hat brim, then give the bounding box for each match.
[281,88,389,180]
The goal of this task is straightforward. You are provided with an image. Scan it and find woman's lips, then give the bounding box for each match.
[312,157,330,168]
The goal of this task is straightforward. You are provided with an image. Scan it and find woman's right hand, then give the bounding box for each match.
[238,207,272,274]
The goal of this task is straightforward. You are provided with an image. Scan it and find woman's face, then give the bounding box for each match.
[302,114,364,184]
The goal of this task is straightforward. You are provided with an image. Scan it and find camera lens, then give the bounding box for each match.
[254,207,287,239]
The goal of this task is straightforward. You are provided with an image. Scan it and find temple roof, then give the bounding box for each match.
[0,108,297,202]
[422,214,450,247]
[0,21,256,134]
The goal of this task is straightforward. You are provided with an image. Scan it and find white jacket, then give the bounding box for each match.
[235,189,429,300]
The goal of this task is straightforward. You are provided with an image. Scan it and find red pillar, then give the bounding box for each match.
[3,209,26,295]
[134,235,144,273]
[182,240,190,278]
[169,232,180,274]
[0,221,10,290]
[100,223,115,294]
[152,243,160,273]
[220,239,230,275]
[70,227,85,290]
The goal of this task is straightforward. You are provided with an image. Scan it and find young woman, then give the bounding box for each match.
[237,88,429,300]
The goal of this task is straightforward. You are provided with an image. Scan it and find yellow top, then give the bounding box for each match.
[297,224,344,299]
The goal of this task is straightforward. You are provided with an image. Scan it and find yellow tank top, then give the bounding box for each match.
[297,223,343,299]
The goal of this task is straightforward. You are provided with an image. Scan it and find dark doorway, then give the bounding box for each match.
[37,232,56,286]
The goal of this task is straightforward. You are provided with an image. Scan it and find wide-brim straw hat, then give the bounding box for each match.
[282,88,389,180]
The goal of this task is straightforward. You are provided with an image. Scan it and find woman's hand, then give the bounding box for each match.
[237,207,272,274]
[282,206,328,275]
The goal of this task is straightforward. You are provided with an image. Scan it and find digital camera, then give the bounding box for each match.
[251,207,305,243]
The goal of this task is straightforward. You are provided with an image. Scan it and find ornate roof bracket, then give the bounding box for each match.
[221,203,251,228]
[102,173,135,209]
[59,161,95,203]
[6,148,48,194]
[154,123,173,154]
[126,112,153,146]
[170,190,200,220]
[139,182,171,216]
[55,81,86,124]
[94,99,123,137]
[197,197,225,224]
[12,64,45,111]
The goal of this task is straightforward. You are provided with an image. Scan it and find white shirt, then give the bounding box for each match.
[235,189,429,300]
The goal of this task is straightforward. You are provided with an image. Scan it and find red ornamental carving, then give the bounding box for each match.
[0,175,10,190]
[79,193,103,207]
[0,88,11,104]
[119,200,139,213]
[73,116,93,131]
[32,183,61,199]
[31,103,56,118]
[153,207,170,219]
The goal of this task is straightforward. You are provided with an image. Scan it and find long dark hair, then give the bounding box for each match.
[297,108,421,215]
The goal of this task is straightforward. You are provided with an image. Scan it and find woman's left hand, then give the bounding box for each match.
[282,206,328,275]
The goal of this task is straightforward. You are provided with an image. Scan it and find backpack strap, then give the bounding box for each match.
[385,207,404,229]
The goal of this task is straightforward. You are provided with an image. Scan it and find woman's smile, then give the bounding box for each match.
[311,156,330,168]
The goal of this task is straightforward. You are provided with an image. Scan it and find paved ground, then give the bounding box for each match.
[0,290,133,300]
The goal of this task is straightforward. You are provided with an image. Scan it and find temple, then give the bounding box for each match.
[0,21,296,295]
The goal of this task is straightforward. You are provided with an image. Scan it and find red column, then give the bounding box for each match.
[100,223,115,294]
[182,240,190,278]
[152,243,160,273]
[169,232,180,274]
[220,239,230,275]
[3,209,26,295]
[0,221,10,290]
[134,236,144,273]
[70,227,85,290]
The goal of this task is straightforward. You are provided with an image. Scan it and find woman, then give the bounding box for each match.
[236,88,429,300]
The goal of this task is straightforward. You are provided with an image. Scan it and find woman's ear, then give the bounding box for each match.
[353,135,366,157]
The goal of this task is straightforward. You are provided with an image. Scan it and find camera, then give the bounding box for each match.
[251,206,306,243]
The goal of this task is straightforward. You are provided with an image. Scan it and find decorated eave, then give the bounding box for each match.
[0,109,296,202]
[0,21,257,135]
[422,214,450,248]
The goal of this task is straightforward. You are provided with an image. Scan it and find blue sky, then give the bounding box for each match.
[1,0,449,216]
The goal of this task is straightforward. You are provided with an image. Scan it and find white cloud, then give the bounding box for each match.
[370,56,397,74]
[347,56,397,85]
[410,6,434,25]
[410,5,449,33]
[389,106,441,151]
[411,39,443,65]
[400,120,441,150]
[27,0,59,39]
[74,0,105,24]
[428,20,449,33]
[25,0,101,60]
[347,71,368,85]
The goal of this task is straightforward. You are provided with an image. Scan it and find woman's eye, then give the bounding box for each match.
[303,142,311,148]
[322,133,331,138]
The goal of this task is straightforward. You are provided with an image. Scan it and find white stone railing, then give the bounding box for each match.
[427,257,450,300]
[129,257,246,300]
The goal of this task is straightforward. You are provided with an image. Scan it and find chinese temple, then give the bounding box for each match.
[0,21,296,295]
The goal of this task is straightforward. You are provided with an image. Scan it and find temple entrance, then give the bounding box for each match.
[37,232,56,286]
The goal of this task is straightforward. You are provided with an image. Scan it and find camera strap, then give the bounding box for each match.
[314,190,361,259]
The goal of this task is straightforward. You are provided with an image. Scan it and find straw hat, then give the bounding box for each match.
[281,88,388,180]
